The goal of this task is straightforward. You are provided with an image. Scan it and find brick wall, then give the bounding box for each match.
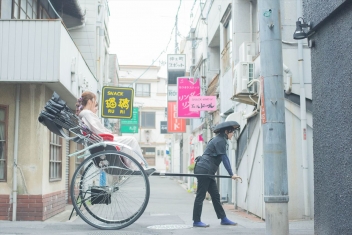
[0,195,11,220]
[0,191,66,221]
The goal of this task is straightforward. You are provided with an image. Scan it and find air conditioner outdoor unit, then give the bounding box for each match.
[232,62,255,96]
[239,42,255,62]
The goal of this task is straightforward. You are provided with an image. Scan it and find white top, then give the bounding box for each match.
[79,110,111,135]
[78,109,145,166]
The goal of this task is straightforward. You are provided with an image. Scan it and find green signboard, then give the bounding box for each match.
[120,108,139,125]
[101,86,134,119]
[120,125,138,133]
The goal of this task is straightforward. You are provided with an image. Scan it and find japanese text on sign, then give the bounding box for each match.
[167,54,186,70]
[260,76,266,124]
[189,96,217,111]
[177,77,200,118]
[101,87,134,119]
[167,101,186,133]
[160,121,168,134]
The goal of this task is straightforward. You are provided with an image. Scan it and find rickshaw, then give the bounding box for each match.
[38,92,234,230]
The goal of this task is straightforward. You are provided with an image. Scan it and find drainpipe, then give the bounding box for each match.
[231,138,237,209]
[97,3,105,89]
[249,1,253,42]
[297,0,310,219]
[12,85,20,221]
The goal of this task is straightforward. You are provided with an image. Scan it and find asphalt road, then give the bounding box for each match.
[0,176,314,235]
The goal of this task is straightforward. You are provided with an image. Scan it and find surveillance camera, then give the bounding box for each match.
[220,113,227,118]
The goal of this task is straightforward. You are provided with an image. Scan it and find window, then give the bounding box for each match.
[141,112,155,128]
[49,132,62,180]
[136,83,150,97]
[39,5,49,19]
[0,106,8,181]
[141,147,155,166]
[13,0,38,19]
[221,5,232,73]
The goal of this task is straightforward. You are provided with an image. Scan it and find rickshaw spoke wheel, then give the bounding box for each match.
[71,150,150,230]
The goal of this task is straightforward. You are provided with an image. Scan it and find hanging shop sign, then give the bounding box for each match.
[101,86,134,119]
[260,76,266,124]
[167,85,177,101]
[120,107,139,133]
[120,107,139,125]
[120,125,138,133]
[160,121,168,134]
[167,101,186,133]
[167,54,186,85]
[189,96,217,111]
[167,54,186,70]
[177,77,200,118]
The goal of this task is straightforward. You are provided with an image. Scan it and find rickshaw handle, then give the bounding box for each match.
[151,172,232,178]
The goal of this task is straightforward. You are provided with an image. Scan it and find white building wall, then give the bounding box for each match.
[0,20,97,107]
[0,20,60,82]
[69,0,99,76]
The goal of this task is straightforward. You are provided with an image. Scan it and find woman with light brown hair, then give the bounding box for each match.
[76,91,149,170]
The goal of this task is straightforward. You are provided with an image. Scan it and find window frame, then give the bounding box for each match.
[135,83,151,97]
[140,112,155,128]
[0,105,9,182]
[49,132,62,181]
[12,0,38,19]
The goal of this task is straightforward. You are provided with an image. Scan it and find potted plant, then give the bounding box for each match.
[188,163,195,172]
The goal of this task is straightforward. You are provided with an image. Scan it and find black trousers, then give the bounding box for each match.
[192,167,226,221]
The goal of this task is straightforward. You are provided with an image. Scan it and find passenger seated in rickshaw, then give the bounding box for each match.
[75,91,152,172]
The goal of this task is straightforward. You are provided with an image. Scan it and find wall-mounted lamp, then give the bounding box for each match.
[293,17,311,40]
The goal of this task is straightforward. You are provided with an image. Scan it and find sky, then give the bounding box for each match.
[108,0,199,77]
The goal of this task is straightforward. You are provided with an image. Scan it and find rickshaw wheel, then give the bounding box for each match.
[70,150,150,230]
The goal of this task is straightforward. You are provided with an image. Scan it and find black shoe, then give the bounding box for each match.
[131,168,156,176]
[144,168,156,176]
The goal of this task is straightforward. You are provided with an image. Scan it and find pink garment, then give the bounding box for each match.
[79,110,145,168]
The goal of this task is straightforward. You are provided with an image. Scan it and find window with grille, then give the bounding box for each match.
[0,106,8,181]
[13,0,38,19]
[136,83,150,97]
[141,112,155,128]
[49,132,62,181]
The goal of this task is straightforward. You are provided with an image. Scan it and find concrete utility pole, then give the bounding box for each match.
[258,0,289,234]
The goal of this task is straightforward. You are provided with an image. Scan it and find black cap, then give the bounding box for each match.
[213,121,240,133]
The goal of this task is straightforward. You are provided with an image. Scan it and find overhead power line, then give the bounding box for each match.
[127,0,183,86]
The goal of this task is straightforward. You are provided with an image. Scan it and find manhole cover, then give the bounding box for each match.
[88,232,150,235]
[147,224,192,230]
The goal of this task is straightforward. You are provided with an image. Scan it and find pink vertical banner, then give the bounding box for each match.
[177,77,200,118]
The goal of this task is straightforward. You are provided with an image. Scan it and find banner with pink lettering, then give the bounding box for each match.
[177,77,200,118]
